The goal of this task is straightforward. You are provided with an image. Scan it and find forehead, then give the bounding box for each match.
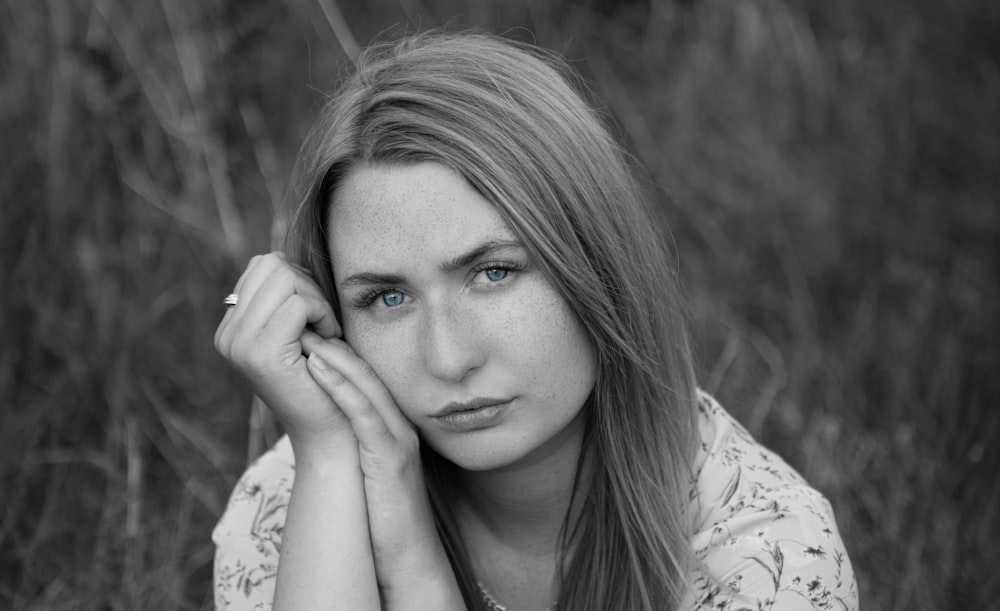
[327,163,515,272]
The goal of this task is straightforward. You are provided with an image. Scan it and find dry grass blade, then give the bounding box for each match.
[317,0,360,61]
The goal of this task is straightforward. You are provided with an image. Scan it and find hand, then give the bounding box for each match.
[301,332,463,606]
[214,252,352,454]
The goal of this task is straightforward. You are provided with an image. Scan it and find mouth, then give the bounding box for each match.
[436,397,510,416]
[433,398,512,431]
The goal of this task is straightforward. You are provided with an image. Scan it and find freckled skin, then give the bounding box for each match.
[327,163,597,472]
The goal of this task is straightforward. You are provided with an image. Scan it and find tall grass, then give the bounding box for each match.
[1,0,996,609]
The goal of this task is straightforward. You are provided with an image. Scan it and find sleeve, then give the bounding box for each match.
[687,394,858,610]
[212,436,296,611]
[689,486,858,610]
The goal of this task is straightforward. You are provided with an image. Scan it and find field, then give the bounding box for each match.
[1,0,997,608]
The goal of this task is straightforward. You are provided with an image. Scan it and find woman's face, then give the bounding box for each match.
[327,162,596,471]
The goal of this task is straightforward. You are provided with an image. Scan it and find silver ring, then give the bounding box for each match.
[223,293,239,307]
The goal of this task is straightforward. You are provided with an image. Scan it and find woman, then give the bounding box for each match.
[213,31,857,610]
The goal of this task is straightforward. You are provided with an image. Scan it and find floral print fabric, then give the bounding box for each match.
[213,435,292,609]
[684,394,857,610]
[212,392,857,609]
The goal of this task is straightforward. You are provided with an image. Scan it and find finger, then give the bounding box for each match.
[306,352,399,455]
[216,252,279,350]
[228,252,273,316]
[238,266,339,339]
[300,333,413,440]
[300,330,354,357]
[230,254,341,339]
[243,294,339,369]
[216,253,269,342]
[234,251,269,294]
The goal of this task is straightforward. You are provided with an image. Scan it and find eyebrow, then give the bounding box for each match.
[442,239,523,272]
[339,239,524,288]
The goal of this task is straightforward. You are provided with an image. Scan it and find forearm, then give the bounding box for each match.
[377,503,466,611]
[293,339,466,610]
[273,441,380,610]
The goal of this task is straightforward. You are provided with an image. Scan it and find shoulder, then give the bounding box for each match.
[685,392,858,610]
[212,435,296,610]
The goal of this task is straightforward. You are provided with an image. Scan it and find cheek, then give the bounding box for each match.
[511,286,596,396]
[342,315,419,402]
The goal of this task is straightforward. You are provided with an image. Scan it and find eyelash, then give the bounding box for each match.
[472,259,527,281]
[351,260,527,309]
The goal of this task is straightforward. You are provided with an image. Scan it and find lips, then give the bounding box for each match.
[433,398,511,432]
[435,397,510,417]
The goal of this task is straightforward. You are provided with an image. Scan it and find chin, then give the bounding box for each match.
[423,435,533,473]
[443,449,524,473]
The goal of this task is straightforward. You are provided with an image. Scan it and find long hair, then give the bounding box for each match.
[286,31,699,610]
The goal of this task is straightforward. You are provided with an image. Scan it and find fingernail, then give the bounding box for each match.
[308,352,328,371]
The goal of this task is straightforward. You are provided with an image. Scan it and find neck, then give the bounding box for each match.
[455,415,591,552]
[439,416,593,611]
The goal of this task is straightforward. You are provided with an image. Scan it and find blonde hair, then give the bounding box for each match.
[287,31,699,610]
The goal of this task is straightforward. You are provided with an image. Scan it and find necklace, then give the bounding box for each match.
[477,582,558,611]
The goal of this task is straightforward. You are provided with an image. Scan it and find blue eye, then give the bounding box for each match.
[484,268,508,282]
[381,291,405,307]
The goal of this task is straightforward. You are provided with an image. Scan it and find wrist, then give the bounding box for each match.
[380,533,463,603]
[287,429,359,468]
[381,562,464,611]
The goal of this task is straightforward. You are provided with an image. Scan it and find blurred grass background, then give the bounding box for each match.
[1,0,997,609]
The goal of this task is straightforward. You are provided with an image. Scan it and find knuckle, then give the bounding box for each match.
[286,292,307,309]
[257,252,283,273]
[272,264,298,287]
[324,367,347,387]
[215,329,239,362]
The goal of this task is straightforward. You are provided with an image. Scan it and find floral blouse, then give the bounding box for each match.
[213,392,858,609]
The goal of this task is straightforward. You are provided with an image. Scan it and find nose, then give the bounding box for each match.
[421,300,484,383]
